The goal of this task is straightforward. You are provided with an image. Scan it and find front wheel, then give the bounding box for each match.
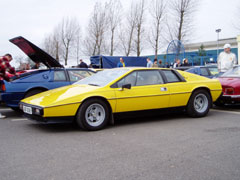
[187,90,211,117]
[76,99,110,131]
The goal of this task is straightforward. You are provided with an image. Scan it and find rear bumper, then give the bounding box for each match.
[219,94,240,103]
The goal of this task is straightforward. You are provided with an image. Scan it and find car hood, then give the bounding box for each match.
[9,36,63,68]
[218,77,240,87]
[21,84,102,107]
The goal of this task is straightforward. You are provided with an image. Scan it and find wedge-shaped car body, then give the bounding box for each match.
[216,65,240,105]
[20,67,222,131]
[0,36,95,110]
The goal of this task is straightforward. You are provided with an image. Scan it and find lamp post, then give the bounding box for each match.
[216,29,221,58]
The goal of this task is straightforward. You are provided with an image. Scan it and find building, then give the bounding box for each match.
[149,37,238,66]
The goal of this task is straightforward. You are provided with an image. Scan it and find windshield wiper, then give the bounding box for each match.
[88,83,100,86]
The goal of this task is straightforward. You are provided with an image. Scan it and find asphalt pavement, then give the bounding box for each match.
[0,106,240,180]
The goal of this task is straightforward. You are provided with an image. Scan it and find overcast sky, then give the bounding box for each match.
[0,0,239,61]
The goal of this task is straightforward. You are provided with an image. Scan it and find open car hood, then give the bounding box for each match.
[9,36,63,68]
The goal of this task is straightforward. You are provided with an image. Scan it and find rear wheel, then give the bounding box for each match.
[187,90,211,117]
[24,89,45,98]
[76,99,110,131]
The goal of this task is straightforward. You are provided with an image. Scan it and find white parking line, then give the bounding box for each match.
[11,118,28,122]
[211,109,240,115]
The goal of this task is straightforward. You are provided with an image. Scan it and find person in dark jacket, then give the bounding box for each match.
[32,62,40,69]
[181,58,190,66]
[78,59,88,68]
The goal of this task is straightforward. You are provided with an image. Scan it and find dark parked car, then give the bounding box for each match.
[0,36,95,110]
[186,65,219,78]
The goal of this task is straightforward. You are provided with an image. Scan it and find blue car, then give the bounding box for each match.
[0,36,95,110]
[185,65,219,78]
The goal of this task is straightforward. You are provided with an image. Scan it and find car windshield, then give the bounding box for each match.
[221,66,240,77]
[208,67,219,75]
[75,68,129,87]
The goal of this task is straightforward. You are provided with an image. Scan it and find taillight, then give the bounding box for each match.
[225,88,234,95]
[0,83,6,91]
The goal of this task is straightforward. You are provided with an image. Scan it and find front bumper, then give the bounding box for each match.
[24,113,75,124]
[20,102,74,124]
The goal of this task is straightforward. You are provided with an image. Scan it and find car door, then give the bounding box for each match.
[161,69,191,107]
[50,69,71,89]
[113,70,170,113]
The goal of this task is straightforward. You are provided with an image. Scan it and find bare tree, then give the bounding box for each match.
[43,17,81,66]
[119,1,138,56]
[168,0,198,43]
[149,0,166,59]
[43,28,61,61]
[133,0,146,57]
[59,17,81,65]
[106,0,122,56]
[75,34,81,65]
[84,2,108,56]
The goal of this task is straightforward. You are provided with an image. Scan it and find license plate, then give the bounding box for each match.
[23,105,32,115]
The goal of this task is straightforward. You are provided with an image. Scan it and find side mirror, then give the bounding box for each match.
[121,84,131,90]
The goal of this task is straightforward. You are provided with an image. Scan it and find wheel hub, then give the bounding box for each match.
[85,103,105,127]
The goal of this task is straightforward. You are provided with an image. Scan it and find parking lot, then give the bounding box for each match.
[0,105,240,180]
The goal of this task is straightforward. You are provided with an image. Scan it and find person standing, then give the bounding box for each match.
[164,62,170,68]
[0,54,16,118]
[146,58,153,68]
[217,44,237,73]
[117,57,126,67]
[32,62,40,69]
[152,59,158,67]
[158,59,164,67]
[78,59,88,68]
[173,59,181,68]
[182,58,190,66]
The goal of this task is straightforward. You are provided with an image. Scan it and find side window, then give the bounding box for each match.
[68,70,92,82]
[136,70,164,86]
[117,72,137,87]
[162,70,180,83]
[54,71,67,81]
[200,68,209,76]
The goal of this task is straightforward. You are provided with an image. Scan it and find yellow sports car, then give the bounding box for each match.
[20,67,222,131]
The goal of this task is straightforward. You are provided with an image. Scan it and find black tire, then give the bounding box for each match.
[187,90,211,117]
[76,99,110,131]
[24,89,44,98]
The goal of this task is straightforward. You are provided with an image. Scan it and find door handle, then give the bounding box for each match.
[160,87,167,91]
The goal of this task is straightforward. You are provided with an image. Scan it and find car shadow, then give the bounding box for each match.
[112,112,190,128]
[26,111,190,133]
[213,104,240,111]
[27,123,80,133]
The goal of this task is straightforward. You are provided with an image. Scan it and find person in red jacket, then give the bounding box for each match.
[0,54,16,81]
[0,54,16,118]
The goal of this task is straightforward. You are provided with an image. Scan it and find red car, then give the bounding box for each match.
[216,65,240,105]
